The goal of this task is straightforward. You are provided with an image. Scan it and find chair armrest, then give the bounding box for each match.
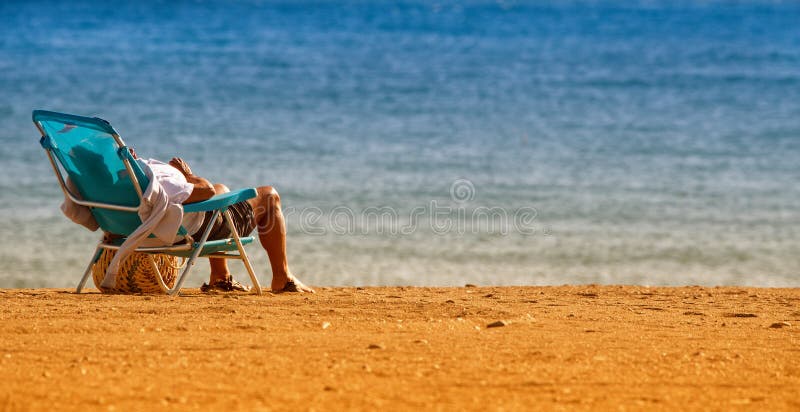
[182,188,257,213]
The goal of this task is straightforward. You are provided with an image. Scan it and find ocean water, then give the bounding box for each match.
[1,0,799,288]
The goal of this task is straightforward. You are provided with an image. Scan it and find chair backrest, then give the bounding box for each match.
[33,110,150,236]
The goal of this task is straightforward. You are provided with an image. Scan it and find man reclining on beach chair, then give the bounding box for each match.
[36,109,312,294]
[130,150,314,293]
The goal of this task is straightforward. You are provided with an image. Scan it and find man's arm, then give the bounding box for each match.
[183,175,216,204]
[169,158,216,204]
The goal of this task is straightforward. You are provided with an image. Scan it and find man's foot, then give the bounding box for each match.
[200,278,252,293]
[272,276,314,293]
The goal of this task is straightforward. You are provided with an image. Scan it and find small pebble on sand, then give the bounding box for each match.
[769,322,791,329]
[322,322,331,329]
[368,343,385,349]
[487,320,508,328]
[725,313,757,318]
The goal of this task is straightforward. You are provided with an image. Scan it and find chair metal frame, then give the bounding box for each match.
[34,112,262,295]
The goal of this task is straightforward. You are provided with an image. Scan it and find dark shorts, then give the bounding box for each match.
[196,201,256,241]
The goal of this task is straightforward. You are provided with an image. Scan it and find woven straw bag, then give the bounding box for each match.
[92,249,182,294]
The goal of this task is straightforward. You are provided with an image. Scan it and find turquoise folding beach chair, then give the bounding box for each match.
[33,110,262,295]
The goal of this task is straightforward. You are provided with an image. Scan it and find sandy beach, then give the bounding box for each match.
[1,285,798,411]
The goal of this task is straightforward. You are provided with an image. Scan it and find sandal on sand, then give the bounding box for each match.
[275,280,299,293]
[200,279,251,293]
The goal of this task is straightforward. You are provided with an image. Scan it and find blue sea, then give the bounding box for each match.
[1,0,799,288]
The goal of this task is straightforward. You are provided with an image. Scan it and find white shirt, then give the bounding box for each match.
[138,158,205,235]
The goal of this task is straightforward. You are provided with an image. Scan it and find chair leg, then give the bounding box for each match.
[167,210,220,296]
[76,244,103,294]
[222,209,263,295]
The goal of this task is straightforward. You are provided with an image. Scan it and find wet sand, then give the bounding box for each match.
[1,285,798,411]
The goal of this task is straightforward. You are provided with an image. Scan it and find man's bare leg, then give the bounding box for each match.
[246,186,314,293]
[206,184,312,292]
[208,184,231,284]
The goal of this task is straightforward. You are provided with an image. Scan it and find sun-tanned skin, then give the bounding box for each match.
[134,151,313,293]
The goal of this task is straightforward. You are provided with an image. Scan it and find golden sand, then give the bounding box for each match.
[1,285,798,411]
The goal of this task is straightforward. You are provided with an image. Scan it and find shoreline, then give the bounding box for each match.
[1,285,798,410]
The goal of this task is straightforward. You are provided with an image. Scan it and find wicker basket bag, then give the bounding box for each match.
[92,249,182,294]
